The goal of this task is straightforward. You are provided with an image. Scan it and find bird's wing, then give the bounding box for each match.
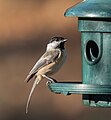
[25,50,60,82]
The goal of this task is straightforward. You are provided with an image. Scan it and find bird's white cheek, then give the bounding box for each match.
[47,44,54,51]
[47,42,59,51]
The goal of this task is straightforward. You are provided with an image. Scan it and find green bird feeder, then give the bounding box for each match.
[48,0,111,107]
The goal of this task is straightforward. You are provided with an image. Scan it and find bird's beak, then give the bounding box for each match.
[63,39,67,42]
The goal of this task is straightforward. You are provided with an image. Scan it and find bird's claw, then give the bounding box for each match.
[46,79,57,85]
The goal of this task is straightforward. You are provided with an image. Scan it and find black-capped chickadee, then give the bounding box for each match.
[25,36,67,113]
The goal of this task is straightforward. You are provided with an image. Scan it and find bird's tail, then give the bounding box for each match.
[26,75,42,114]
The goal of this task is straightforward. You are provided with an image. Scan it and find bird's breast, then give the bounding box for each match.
[48,50,67,75]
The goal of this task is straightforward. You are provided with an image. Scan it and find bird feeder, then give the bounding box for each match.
[48,0,111,107]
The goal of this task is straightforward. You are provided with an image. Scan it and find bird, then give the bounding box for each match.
[25,36,67,113]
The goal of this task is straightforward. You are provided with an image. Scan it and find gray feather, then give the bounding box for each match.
[25,50,60,82]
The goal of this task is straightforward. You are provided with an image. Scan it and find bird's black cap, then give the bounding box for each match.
[49,36,67,43]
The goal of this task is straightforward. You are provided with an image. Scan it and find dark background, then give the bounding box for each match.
[0,0,111,120]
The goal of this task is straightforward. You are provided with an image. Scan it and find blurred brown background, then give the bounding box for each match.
[0,0,111,120]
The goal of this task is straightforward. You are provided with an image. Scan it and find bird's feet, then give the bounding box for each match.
[42,75,57,85]
[47,78,57,84]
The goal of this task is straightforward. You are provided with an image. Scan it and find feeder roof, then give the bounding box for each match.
[65,0,111,18]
